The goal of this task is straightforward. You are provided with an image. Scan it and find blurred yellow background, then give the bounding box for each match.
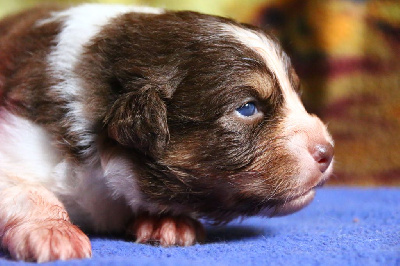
[0,0,265,21]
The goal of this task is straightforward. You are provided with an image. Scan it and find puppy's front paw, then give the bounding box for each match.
[3,219,91,262]
[129,214,205,247]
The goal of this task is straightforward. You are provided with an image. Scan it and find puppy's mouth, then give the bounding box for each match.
[259,165,331,217]
[271,189,316,216]
[259,186,321,217]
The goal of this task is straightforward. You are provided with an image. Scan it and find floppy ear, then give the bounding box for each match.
[105,84,169,159]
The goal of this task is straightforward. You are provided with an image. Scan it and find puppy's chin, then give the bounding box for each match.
[264,190,315,217]
[258,168,331,218]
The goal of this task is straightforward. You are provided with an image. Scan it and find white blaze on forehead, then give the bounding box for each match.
[222,24,305,112]
[224,24,334,193]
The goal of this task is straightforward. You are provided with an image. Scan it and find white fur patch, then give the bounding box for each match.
[42,4,164,150]
[0,108,143,232]
[0,109,60,187]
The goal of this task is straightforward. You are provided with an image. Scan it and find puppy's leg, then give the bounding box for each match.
[0,180,91,262]
[128,214,205,247]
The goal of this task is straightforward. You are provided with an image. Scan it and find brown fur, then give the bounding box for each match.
[73,11,294,221]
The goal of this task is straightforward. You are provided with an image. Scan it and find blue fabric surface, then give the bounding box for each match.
[0,188,399,265]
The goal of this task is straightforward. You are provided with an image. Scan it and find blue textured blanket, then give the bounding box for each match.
[0,188,399,265]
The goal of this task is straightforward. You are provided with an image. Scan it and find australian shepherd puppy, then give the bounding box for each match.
[0,4,333,262]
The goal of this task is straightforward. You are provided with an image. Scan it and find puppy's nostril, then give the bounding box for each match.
[311,143,334,173]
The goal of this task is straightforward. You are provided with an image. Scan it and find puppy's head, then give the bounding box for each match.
[97,11,334,222]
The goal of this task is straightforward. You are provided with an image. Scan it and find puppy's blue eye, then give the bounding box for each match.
[236,102,257,117]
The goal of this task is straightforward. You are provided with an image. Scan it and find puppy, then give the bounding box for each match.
[0,4,334,262]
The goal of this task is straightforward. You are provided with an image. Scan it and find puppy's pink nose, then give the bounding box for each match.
[310,142,334,173]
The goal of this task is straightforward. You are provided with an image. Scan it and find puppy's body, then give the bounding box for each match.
[0,4,334,262]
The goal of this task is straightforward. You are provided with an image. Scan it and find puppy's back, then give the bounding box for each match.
[0,6,61,102]
[0,7,61,63]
